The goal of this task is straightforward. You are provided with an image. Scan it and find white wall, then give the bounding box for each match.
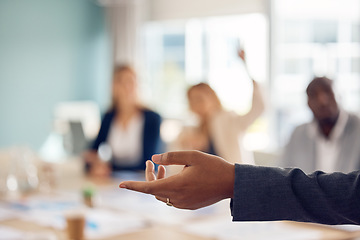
[148,0,267,21]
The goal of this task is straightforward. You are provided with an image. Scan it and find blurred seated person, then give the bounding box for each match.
[176,50,265,164]
[83,65,162,177]
[280,77,360,173]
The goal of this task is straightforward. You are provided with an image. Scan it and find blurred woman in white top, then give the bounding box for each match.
[177,50,265,164]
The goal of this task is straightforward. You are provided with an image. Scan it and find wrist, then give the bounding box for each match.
[225,163,235,199]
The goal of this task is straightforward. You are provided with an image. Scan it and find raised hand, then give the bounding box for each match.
[119,151,235,210]
[238,48,246,63]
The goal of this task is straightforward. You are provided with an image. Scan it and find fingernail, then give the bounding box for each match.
[152,154,161,163]
[119,183,126,188]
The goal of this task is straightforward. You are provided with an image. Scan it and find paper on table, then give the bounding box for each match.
[0,207,20,221]
[3,191,147,238]
[6,194,83,229]
[98,185,226,226]
[182,216,323,240]
[7,193,82,213]
[0,226,57,240]
[15,206,146,239]
[84,209,146,239]
[0,226,24,240]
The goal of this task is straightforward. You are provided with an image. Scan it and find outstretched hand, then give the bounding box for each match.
[119,151,235,210]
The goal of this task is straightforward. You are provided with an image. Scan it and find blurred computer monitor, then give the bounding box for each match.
[68,121,89,156]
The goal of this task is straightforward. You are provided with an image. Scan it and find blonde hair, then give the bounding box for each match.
[187,83,223,136]
[187,83,222,110]
[113,65,136,77]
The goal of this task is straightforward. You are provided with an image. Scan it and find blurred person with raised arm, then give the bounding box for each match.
[177,49,265,164]
[83,65,162,177]
[280,77,360,173]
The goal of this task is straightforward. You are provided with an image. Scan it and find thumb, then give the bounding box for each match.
[119,179,168,198]
[152,150,203,166]
[119,181,155,194]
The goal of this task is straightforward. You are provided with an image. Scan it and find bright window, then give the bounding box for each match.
[141,14,269,150]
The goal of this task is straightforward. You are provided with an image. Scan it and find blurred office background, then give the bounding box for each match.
[1,1,360,239]
[0,0,359,163]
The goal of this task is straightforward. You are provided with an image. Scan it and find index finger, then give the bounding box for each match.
[152,150,205,166]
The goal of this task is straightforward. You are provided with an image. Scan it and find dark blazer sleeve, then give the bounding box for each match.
[231,164,360,225]
[90,111,114,151]
[85,111,114,172]
[142,110,163,163]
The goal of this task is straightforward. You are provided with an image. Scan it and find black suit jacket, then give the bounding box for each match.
[231,164,360,225]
